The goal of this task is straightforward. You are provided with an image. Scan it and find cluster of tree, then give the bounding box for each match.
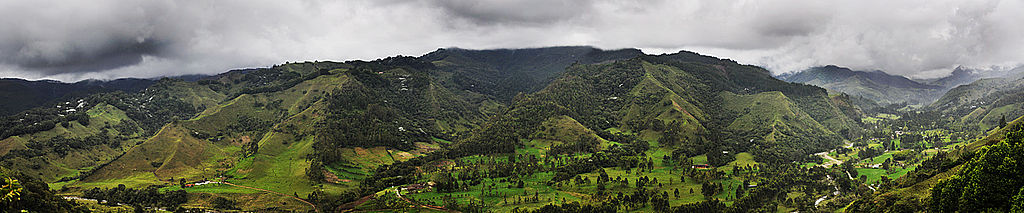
[229,68,316,98]
[549,134,602,156]
[74,87,200,136]
[595,130,638,145]
[11,132,119,158]
[211,197,238,210]
[0,107,92,139]
[859,146,885,160]
[440,195,487,213]
[701,182,724,199]
[550,141,649,183]
[521,201,617,213]
[226,115,274,133]
[315,83,427,162]
[929,123,1024,212]
[314,58,493,168]
[307,188,362,212]
[0,167,85,212]
[82,184,187,209]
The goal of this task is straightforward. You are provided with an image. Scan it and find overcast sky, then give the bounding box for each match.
[1,0,1022,82]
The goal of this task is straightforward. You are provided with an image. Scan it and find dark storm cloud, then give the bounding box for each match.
[12,38,168,74]
[1,0,1022,81]
[424,0,596,26]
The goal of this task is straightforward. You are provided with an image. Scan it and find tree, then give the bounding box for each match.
[1000,115,1008,129]
[1011,187,1024,213]
[212,197,237,210]
[735,183,745,197]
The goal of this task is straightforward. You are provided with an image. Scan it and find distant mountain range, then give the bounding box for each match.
[779,65,1024,106]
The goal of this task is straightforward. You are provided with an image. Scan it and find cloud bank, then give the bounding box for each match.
[1,0,1022,81]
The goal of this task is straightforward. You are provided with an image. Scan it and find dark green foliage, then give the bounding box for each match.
[701,182,722,198]
[528,201,617,213]
[13,134,118,158]
[0,167,84,212]
[929,123,1024,212]
[0,109,93,139]
[211,197,237,210]
[1012,188,1024,212]
[314,56,493,166]
[82,185,187,208]
[670,199,726,212]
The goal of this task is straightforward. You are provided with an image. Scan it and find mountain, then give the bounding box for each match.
[922,65,1024,88]
[928,76,1024,133]
[780,65,945,105]
[0,78,155,116]
[925,66,983,88]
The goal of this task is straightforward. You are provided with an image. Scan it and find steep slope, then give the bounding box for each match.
[781,65,945,105]
[451,52,859,164]
[719,91,837,161]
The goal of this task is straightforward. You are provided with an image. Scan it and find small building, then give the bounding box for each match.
[692,164,712,169]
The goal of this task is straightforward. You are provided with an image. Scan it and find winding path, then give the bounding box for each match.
[814,141,877,207]
[815,151,842,168]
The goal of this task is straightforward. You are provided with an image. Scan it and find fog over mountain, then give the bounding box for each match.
[2,0,1023,81]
